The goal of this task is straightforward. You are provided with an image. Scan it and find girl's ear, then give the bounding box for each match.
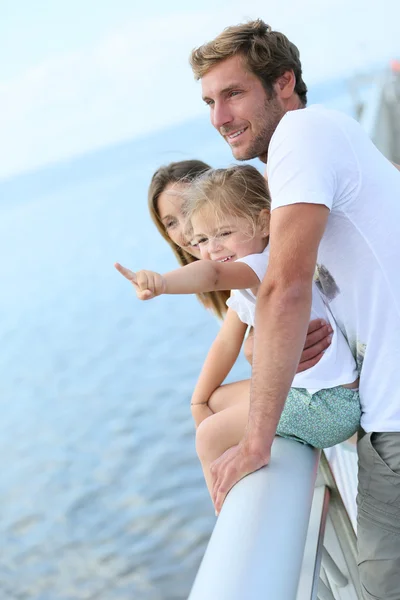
[258,208,270,236]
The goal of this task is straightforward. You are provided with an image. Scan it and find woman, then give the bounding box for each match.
[148,159,229,320]
[147,159,332,366]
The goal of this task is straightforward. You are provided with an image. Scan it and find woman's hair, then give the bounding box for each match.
[148,159,230,319]
[184,164,271,235]
[190,19,307,106]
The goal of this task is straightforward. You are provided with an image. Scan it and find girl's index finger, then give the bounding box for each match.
[114,263,138,284]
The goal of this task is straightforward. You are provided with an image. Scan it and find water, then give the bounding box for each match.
[0,81,357,599]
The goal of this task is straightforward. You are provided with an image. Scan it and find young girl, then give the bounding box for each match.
[116,165,360,495]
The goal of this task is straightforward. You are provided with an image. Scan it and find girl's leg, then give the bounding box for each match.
[196,396,250,496]
[191,403,213,428]
[208,379,250,413]
[191,379,250,428]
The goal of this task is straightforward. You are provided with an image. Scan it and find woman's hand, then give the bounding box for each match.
[114,263,166,300]
[297,319,332,372]
[243,328,254,365]
[243,319,332,371]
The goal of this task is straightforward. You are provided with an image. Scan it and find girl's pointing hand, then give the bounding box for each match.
[114,263,166,300]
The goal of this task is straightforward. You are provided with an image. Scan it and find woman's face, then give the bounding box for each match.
[157,182,201,258]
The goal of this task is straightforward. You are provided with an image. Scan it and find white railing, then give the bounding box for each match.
[310,453,362,599]
[189,441,362,600]
[189,438,319,600]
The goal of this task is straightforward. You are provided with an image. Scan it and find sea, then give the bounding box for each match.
[0,78,360,599]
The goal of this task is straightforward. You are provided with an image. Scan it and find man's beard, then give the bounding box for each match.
[235,96,284,162]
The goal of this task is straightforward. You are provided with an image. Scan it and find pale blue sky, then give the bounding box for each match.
[1,0,399,179]
[1,0,214,79]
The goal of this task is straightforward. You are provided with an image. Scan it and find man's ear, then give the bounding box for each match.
[274,70,296,100]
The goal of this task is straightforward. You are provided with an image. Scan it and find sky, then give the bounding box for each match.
[0,0,399,180]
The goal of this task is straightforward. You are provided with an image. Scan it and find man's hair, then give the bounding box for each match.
[190,19,307,105]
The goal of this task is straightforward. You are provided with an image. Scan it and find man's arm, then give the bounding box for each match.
[247,202,330,454]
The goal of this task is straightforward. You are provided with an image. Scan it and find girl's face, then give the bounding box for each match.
[157,182,200,259]
[190,206,269,262]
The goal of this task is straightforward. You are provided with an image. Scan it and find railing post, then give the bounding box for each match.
[189,438,320,600]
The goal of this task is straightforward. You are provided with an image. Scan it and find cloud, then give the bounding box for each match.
[0,0,398,179]
[0,12,209,179]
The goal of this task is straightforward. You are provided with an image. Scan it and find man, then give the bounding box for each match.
[190,19,400,600]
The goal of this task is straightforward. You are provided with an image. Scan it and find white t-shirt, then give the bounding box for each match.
[267,104,400,432]
[226,247,358,394]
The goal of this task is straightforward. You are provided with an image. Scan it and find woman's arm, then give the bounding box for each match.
[191,309,248,427]
[114,260,258,300]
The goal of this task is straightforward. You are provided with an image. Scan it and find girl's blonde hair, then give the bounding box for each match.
[184,164,271,236]
[148,160,230,319]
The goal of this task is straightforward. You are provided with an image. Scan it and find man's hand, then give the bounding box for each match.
[114,263,166,300]
[297,319,332,373]
[210,440,270,515]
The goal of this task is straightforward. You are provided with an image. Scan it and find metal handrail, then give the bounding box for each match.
[188,443,362,600]
[188,438,319,600]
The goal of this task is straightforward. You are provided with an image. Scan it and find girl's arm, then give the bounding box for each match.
[191,309,248,427]
[114,260,259,300]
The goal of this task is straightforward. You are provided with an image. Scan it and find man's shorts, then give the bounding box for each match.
[357,432,400,600]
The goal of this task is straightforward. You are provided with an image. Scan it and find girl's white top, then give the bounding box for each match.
[226,247,358,393]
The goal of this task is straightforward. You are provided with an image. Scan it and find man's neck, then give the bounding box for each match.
[285,95,304,112]
[259,96,305,163]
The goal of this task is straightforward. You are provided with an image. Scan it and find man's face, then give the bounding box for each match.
[201,55,285,162]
